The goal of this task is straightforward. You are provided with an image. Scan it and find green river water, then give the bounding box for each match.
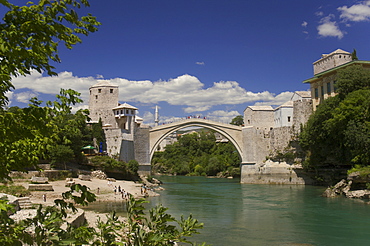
[147,175,370,246]
[87,175,370,245]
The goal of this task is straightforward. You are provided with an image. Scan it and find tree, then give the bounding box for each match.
[351,49,358,61]
[0,88,89,180]
[230,115,244,126]
[0,0,100,179]
[0,0,100,107]
[336,65,370,97]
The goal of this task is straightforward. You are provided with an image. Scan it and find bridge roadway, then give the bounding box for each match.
[149,118,243,161]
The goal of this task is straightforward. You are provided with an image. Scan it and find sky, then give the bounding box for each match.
[4,0,370,125]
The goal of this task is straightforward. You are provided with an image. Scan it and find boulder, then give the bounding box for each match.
[346,190,370,199]
[322,179,350,197]
[31,176,48,184]
[78,175,91,181]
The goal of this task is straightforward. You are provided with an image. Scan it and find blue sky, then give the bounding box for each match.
[5,0,370,125]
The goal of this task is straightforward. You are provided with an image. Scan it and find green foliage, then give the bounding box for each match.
[92,118,106,152]
[0,88,90,180]
[152,130,240,176]
[0,185,31,197]
[351,49,358,61]
[230,115,244,126]
[300,72,370,169]
[0,0,99,179]
[128,159,139,176]
[347,165,370,177]
[336,65,370,97]
[0,0,100,107]
[89,156,126,172]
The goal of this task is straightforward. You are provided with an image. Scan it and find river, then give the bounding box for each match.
[144,175,370,246]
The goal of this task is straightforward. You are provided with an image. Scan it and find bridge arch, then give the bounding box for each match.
[149,119,243,162]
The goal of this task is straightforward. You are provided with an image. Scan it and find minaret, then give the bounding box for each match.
[154,105,159,126]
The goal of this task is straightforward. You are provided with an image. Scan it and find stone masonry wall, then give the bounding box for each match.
[134,125,151,174]
[292,100,312,134]
[268,126,293,157]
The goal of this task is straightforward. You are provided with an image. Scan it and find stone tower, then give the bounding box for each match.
[89,81,119,127]
[313,49,352,75]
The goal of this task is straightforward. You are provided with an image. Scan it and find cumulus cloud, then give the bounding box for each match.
[11,71,292,116]
[184,105,211,113]
[11,71,97,104]
[206,110,241,124]
[13,91,38,103]
[338,0,370,21]
[253,91,294,107]
[316,1,370,39]
[317,15,344,39]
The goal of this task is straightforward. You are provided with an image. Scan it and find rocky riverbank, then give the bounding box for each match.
[322,171,370,200]
[9,175,162,226]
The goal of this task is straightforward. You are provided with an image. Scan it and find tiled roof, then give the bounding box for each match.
[112,102,138,110]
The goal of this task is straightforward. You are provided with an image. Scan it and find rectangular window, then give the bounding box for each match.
[327,82,331,94]
[321,85,324,97]
[287,116,291,122]
[98,89,101,93]
[333,80,337,92]
[110,89,113,93]
[314,88,319,98]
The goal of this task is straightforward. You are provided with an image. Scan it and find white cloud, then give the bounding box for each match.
[315,11,324,17]
[14,91,38,103]
[11,71,97,104]
[11,71,294,116]
[5,91,13,106]
[301,21,308,27]
[196,61,205,65]
[338,1,370,21]
[253,91,294,107]
[317,15,344,39]
[183,105,211,113]
[206,110,241,124]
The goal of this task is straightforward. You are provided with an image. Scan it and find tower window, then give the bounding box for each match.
[95,95,98,99]
[288,116,291,122]
[110,89,114,93]
[98,89,101,93]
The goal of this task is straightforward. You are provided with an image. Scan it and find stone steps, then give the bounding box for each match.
[17,197,32,209]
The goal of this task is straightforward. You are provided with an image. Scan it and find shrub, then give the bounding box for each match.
[0,185,31,197]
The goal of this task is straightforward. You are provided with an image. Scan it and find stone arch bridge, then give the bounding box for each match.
[135,118,302,184]
[148,118,247,163]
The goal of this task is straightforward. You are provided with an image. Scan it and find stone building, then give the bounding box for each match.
[274,101,293,128]
[88,81,150,168]
[303,49,370,110]
[244,106,274,135]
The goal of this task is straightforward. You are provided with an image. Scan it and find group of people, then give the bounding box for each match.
[186,115,206,119]
[113,185,129,199]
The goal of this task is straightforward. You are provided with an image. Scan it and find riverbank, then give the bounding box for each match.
[13,178,160,225]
